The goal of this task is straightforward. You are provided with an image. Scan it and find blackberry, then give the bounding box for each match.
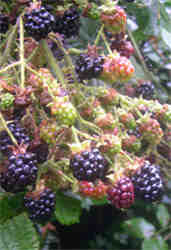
[0,14,9,34]
[24,188,56,222]
[75,54,104,80]
[0,152,38,193]
[24,6,55,41]
[70,148,109,182]
[131,161,163,202]
[53,7,80,38]
[135,82,155,100]
[0,121,30,155]
[107,177,134,209]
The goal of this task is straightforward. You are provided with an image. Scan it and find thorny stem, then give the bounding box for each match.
[19,17,25,88]
[49,34,78,84]
[0,61,21,74]
[94,24,104,46]
[127,28,168,96]
[101,31,113,55]
[0,22,18,65]
[71,126,80,144]
[0,112,18,146]
[41,40,66,85]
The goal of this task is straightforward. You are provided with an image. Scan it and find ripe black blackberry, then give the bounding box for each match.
[24,6,55,41]
[53,7,80,38]
[135,81,155,100]
[0,152,38,193]
[0,121,30,156]
[70,148,109,182]
[0,13,9,34]
[131,161,163,202]
[75,54,104,80]
[107,177,134,209]
[24,188,56,222]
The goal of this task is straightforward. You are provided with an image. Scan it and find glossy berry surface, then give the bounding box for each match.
[24,7,55,41]
[135,82,155,100]
[107,177,134,209]
[53,7,80,38]
[70,148,109,182]
[0,152,38,193]
[75,54,104,80]
[24,188,56,222]
[0,14,9,34]
[131,161,163,202]
[0,122,30,155]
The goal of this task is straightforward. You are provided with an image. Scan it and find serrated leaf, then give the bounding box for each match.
[55,192,82,225]
[156,204,170,228]
[142,236,169,250]
[161,28,171,50]
[122,218,155,239]
[0,213,39,250]
[0,193,24,223]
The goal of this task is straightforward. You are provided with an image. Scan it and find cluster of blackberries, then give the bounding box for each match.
[70,148,109,182]
[135,82,155,100]
[53,7,80,38]
[0,120,55,222]
[75,54,104,80]
[24,188,56,223]
[24,7,55,41]
[131,161,163,202]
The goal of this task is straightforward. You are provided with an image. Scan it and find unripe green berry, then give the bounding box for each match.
[0,93,14,110]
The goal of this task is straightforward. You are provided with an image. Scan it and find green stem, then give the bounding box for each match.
[78,114,102,135]
[94,24,104,46]
[0,112,18,146]
[120,150,134,164]
[101,31,113,55]
[0,22,18,65]
[0,61,21,74]
[71,126,80,144]
[74,127,98,141]
[49,34,78,83]
[19,17,25,88]
[41,39,66,85]
[68,48,86,55]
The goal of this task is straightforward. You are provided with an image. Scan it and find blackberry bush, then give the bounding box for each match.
[0,0,170,247]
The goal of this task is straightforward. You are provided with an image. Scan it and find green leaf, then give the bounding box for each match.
[156,204,170,228]
[142,236,169,250]
[0,193,24,223]
[122,218,155,239]
[55,192,82,225]
[161,28,171,50]
[0,213,39,250]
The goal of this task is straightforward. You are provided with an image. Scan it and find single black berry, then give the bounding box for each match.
[53,7,80,38]
[0,13,9,34]
[70,148,109,182]
[107,177,134,209]
[131,161,163,202]
[24,7,55,41]
[75,54,104,80]
[24,188,56,222]
[0,152,38,193]
[0,121,30,156]
[135,81,155,100]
